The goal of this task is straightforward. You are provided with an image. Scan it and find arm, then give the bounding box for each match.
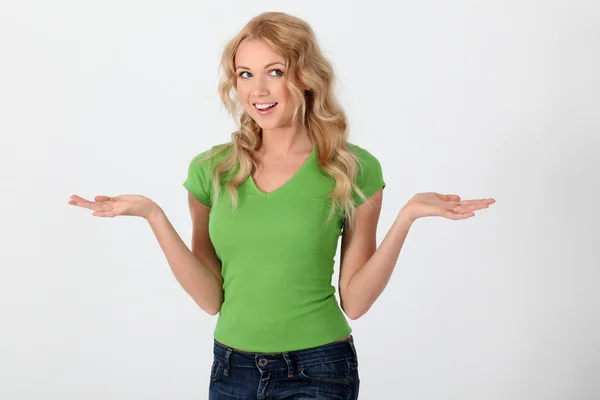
[68,192,224,315]
[338,191,495,320]
[146,195,223,315]
[339,188,411,320]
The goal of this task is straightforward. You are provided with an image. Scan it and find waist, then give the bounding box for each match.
[215,334,353,354]
[213,295,352,353]
[212,335,358,369]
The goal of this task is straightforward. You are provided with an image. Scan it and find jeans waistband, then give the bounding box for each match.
[212,336,358,374]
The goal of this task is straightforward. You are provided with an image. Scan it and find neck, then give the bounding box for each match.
[259,125,313,157]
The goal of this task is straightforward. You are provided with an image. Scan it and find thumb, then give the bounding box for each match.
[95,195,112,202]
[439,194,461,202]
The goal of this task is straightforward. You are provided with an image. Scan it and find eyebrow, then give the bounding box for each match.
[235,61,285,71]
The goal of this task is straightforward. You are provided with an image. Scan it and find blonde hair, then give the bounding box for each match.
[201,12,368,227]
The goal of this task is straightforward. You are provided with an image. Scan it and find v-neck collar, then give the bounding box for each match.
[248,145,316,198]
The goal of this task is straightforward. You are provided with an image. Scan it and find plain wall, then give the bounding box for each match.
[1,1,598,399]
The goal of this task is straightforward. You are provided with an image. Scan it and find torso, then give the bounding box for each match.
[195,142,383,353]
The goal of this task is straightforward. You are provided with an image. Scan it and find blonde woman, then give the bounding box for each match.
[69,12,495,399]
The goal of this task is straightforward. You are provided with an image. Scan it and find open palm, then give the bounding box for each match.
[404,192,495,221]
[68,194,158,219]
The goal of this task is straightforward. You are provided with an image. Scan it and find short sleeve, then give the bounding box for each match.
[350,144,386,206]
[183,147,216,207]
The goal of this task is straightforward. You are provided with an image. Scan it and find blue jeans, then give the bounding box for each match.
[209,335,360,399]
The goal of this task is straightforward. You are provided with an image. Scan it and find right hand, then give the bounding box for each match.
[68,194,160,220]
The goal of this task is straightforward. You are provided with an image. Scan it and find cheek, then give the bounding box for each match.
[236,83,249,100]
[273,82,292,103]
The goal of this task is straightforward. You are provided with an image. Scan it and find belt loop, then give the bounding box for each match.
[223,348,232,376]
[282,352,294,377]
[348,338,359,364]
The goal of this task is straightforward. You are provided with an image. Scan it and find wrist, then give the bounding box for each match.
[398,204,418,224]
[145,202,164,223]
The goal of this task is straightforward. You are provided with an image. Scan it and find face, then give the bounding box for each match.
[234,39,296,131]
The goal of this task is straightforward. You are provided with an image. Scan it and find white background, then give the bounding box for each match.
[1,1,599,399]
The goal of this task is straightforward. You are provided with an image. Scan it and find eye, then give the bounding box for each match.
[238,71,251,79]
[269,69,284,77]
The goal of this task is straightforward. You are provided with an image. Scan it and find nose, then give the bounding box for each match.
[251,76,269,97]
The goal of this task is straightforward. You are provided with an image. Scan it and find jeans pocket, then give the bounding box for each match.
[210,360,223,382]
[298,360,352,385]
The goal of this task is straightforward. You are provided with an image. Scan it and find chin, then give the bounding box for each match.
[245,110,293,131]
[256,122,281,131]
[251,115,285,130]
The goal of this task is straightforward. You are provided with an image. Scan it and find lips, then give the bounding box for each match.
[254,102,278,115]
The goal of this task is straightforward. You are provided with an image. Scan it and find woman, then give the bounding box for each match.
[69,12,495,400]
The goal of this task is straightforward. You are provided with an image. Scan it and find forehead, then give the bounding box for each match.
[235,39,285,67]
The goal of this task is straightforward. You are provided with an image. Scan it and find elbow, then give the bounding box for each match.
[198,294,223,316]
[346,312,360,321]
[343,305,366,321]
[342,295,366,320]
[202,304,221,316]
[346,311,364,321]
[206,297,223,315]
[201,283,224,316]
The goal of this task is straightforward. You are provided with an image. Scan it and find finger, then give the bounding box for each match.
[95,195,112,202]
[455,212,475,220]
[71,199,113,212]
[68,195,93,207]
[443,200,462,209]
[459,198,495,205]
[69,194,90,203]
[92,210,116,218]
[445,211,475,220]
[69,194,102,208]
[453,200,493,210]
[438,194,461,202]
[454,202,490,212]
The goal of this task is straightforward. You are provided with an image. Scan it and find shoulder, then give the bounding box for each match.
[346,142,383,170]
[184,142,232,206]
[190,142,232,164]
[346,142,385,203]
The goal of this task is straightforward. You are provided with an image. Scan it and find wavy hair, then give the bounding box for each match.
[200,12,369,227]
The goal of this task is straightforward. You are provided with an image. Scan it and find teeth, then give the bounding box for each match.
[255,103,276,110]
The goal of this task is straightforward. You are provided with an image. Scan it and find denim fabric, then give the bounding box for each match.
[208,335,360,399]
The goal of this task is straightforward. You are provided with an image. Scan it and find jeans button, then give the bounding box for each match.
[258,358,268,367]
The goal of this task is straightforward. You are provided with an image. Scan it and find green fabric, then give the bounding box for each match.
[183,143,385,352]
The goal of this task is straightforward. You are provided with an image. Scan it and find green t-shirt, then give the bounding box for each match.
[183,142,385,352]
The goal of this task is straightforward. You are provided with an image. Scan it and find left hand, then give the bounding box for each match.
[68,194,160,220]
[401,192,495,221]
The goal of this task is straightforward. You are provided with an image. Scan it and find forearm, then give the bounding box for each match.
[345,208,415,319]
[146,207,223,315]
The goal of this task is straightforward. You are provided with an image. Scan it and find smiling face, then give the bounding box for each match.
[234,39,296,132]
